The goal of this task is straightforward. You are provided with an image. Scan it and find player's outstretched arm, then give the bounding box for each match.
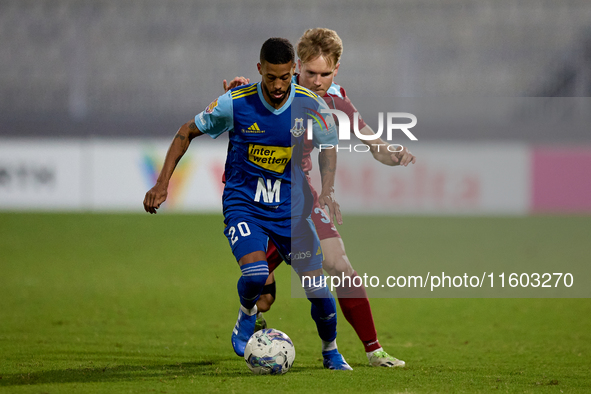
[143,120,203,214]
[317,147,343,225]
[357,125,416,167]
[223,76,250,93]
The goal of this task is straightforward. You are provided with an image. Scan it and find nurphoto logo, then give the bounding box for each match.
[307,109,418,152]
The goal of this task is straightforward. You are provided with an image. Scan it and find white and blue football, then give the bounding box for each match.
[244,328,295,375]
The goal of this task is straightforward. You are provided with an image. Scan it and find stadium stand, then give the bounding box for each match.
[1,0,590,138]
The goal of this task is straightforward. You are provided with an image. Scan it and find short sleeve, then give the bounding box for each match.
[312,99,339,148]
[195,90,234,139]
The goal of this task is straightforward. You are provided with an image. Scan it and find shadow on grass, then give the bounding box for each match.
[0,359,250,386]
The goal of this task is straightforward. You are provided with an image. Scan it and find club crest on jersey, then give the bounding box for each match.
[205,98,218,114]
[290,118,306,137]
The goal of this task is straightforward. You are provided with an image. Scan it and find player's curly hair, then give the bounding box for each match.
[297,28,343,69]
[260,37,295,65]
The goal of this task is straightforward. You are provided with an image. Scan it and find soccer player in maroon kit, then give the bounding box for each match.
[224,28,416,367]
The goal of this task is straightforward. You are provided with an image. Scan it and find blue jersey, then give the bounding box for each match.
[196,82,338,220]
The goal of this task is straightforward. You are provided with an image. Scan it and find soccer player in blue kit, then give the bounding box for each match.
[143,38,352,370]
[224,28,415,368]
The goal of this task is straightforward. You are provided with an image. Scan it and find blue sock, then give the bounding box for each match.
[304,275,337,343]
[237,260,269,310]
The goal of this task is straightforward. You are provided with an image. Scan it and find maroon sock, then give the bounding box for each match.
[335,271,381,352]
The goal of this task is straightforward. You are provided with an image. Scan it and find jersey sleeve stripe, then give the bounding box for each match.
[295,89,321,101]
[294,86,315,95]
[232,90,258,100]
[232,84,257,93]
[231,89,257,99]
[231,85,257,97]
[294,85,317,94]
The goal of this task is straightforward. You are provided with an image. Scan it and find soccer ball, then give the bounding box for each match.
[244,328,295,375]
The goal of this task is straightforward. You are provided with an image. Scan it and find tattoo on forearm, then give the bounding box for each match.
[319,152,336,176]
[174,121,197,141]
[174,132,186,141]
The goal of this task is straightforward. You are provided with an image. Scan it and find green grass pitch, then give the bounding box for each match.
[1,213,590,393]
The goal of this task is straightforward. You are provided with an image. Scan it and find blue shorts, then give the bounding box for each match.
[224,213,322,275]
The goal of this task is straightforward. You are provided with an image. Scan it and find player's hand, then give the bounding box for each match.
[143,183,168,214]
[223,76,250,92]
[318,189,343,225]
[373,144,416,167]
[393,145,416,167]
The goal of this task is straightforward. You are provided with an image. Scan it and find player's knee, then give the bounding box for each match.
[256,293,275,312]
[322,253,354,277]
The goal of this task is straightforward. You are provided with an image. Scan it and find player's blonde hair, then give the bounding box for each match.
[297,28,343,69]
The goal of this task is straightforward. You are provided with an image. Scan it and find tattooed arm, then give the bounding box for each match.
[317,147,342,225]
[143,120,203,214]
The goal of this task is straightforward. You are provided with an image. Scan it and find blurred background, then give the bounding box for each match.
[1,0,590,213]
[2,5,590,390]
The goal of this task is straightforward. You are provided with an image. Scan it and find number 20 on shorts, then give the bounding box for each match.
[228,222,251,245]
